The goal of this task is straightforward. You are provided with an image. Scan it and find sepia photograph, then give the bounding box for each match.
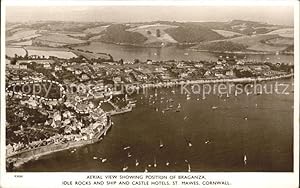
[1,2,298,187]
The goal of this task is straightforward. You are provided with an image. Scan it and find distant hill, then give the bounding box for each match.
[98,24,147,45]
[6,20,294,53]
[164,24,224,43]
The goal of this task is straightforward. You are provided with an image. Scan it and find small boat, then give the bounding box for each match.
[186,95,191,100]
[212,106,218,110]
[148,164,152,167]
[144,168,148,172]
[154,157,157,168]
[185,138,192,147]
[159,140,164,148]
[188,164,191,172]
[184,52,189,56]
[122,165,128,171]
[166,162,170,166]
[135,159,139,166]
[171,90,175,94]
[123,146,131,150]
[177,103,181,108]
[127,152,132,158]
[184,116,188,120]
[244,155,247,165]
[205,140,210,144]
[101,158,107,163]
[93,157,98,160]
[169,105,173,108]
[244,117,248,120]
[197,98,199,101]
[155,108,159,112]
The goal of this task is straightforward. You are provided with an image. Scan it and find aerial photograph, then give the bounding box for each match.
[5,6,294,172]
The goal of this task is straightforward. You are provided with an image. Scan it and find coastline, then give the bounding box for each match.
[6,115,112,170]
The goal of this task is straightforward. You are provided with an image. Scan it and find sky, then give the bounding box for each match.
[6,6,294,26]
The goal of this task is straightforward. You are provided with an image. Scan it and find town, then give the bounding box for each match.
[5,51,293,169]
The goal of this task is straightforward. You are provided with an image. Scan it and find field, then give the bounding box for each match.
[10,40,33,46]
[212,29,243,37]
[6,47,27,57]
[35,34,86,44]
[23,46,77,59]
[127,23,178,44]
[6,29,41,42]
[266,28,294,38]
[84,25,109,34]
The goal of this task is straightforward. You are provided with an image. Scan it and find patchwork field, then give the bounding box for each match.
[84,25,109,34]
[26,49,77,59]
[266,28,294,38]
[6,29,41,42]
[6,47,27,57]
[33,34,86,47]
[212,29,243,37]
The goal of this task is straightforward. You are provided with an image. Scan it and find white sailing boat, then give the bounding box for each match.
[153,157,157,168]
[244,155,247,165]
[122,165,128,171]
[135,159,139,166]
[159,140,164,148]
[188,163,191,172]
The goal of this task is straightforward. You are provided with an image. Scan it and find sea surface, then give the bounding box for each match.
[18,79,294,172]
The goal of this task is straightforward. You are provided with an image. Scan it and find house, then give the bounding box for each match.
[194,63,204,68]
[81,74,89,81]
[19,63,28,69]
[54,65,63,71]
[225,70,234,76]
[113,76,122,83]
[43,62,51,69]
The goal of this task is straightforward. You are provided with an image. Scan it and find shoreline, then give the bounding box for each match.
[6,116,112,170]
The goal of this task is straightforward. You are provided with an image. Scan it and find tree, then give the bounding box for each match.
[156,29,161,37]
[147,30,151,35]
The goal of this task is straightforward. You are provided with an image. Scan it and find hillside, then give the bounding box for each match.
[98,24,147,45]
[165,25,224,43]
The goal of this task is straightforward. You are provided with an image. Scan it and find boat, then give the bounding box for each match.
[169,105,173,108]
[93,157,98,160]
[184,116,188,120]
[186,95,191,100]
[153,157,157,168]
[205,140,210,144]
[127,152,132,158]
[188,163,191,172]
[155,108,159,112]
[212,106,218,110]
[144,168,148,172]
[135,159,139,166]
[171,90,175,94]
[166,161,170,166]
[244,155,247,165]
[123,146,130,150]
[244,117,248,120]
[185,138,192,147]
[159,140,164,148]
[122,165,128,171]
[101,158,107,163]
[184,52,189,56]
